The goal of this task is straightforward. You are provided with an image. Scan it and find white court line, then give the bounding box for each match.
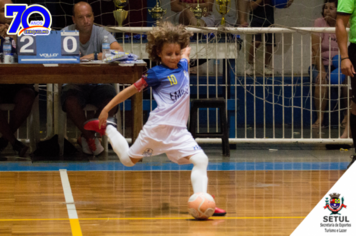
[59,169,82,236]
[60,169,78,219]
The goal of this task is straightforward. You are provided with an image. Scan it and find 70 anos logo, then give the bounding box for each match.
[5,4,52,36]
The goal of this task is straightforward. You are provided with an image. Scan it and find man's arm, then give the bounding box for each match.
[336,14,355,77]
[110,41,123,51]
[96,41,123,60]
[81,37,123,60]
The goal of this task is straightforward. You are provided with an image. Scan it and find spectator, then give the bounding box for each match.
[246,0,275,75]
[218,0,249,27]
[235,0,249,27]
[171,0,216,26]
[310,0,341,129]
[336,0,356,168]
[61,1,122,156]
[246,0,293,75]
[0,0,37,158]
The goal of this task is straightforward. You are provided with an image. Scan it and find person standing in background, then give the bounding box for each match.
[310,0,340,130]
[246,0,293,75]
[336,0,356,167]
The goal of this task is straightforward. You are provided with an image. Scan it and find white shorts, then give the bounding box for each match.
[128,125,204,165]
[172,12,217,27]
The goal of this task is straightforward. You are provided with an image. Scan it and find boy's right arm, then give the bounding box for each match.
[99,84,139,128]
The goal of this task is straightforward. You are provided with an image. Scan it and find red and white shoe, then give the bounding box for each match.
[212,195,226,216]
[213,207,226,216]
[84,118,117,136]
[84,119,106,136]
[77,136,104,156]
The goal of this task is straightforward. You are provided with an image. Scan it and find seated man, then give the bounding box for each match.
[62,1,123,156]
[0,0,37,158]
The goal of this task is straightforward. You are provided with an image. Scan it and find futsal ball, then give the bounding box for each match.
[188,193,216,220]
[272,0,289,8]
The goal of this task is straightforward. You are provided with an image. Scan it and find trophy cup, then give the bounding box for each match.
[113,0,128,27]
[215,0,231,26]
[190,0,207,27]
[148,1,166,25]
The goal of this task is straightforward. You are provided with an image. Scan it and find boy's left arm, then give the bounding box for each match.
[182,47,191,64]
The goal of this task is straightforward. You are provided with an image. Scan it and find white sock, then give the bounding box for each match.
[189,153,208,193]
[106,125,134,167]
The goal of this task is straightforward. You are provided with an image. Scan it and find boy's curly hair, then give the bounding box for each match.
[146,22,193,62]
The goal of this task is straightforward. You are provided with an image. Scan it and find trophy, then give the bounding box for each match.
[148,1,166,25]
[215,0,231,26]
[190,0,207,26]
[113,0,128,27]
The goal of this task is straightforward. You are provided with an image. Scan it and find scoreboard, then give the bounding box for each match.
[17,30,80,64]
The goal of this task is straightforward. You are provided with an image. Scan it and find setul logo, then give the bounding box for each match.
[324,192,347,215]
[40,53,58,58]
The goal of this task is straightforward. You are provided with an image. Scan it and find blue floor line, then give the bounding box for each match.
[0,161,349,172]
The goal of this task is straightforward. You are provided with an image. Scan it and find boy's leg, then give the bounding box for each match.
[105,125,137,167]
[188,152,226,216]
[84,119,137,167]
[189,153,208,193]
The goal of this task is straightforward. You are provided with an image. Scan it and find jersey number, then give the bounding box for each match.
[167,75,177,86]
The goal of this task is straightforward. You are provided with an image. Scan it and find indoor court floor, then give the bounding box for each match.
[0,143,351,236]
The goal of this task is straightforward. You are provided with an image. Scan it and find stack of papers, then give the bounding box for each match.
[103,50,139,63]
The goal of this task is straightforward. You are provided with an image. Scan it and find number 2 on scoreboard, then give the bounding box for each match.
[17,32,79,56]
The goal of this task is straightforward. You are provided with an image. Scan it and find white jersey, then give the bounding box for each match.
[144,59,190,128]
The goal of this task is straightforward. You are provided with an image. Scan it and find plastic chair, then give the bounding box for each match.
[189,98,230,157]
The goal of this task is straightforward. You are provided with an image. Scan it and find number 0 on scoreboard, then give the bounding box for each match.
[18,30,80,64]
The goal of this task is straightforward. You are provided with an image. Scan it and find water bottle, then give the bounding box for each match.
[102,35,110,61]
[3,37,12,64]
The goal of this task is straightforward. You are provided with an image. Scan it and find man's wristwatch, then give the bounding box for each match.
[94,52,98,60]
